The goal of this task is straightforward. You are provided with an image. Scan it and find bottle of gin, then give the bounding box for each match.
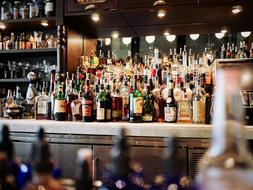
[197,70,253,190]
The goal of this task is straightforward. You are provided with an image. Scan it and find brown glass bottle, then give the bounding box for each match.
[82,80,93,122]
[112,89,123,122]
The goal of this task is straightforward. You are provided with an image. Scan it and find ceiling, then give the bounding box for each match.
[65,0,253,37]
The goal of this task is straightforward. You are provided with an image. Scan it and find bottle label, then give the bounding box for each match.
[142,114,153,122]
[177,101,191,122]
[82,100,92,117]
[164,107,176,122]
[54,100,67,113]
[37,101,47,114]
[133,97,143,114]
[106,109,111,120]
[193,100,205,122]
[112,110,122,118]
[71,103,81,115]
[45,2,54,12]
[97,107,105,120]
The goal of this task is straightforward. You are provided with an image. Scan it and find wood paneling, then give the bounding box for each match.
[67,28,83,74]
[83,38,97,57]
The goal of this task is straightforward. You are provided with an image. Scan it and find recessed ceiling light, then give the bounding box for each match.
[241,31,251,38]
[221,29,228,34]
[232,5,243,14]
[41,20,49,27]
[189,34,200,41]
[145,36,156,44]
[157,9,166,18]
[153,0,166,6]
[91,12,100,22]
[111,31,119,39]
[164,31,170,36]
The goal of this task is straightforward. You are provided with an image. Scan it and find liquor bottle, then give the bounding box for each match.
[82,80,93,122]
[3,89,13,118]
[231,44,236,58]
[96,84,106,122]
[75,149,93,190]
[192,80,205,124]
[112,89,123,121]
[142,86,156,122]
[197,70,253,190]
[66,77,76,121]
[200,50,212,86]
[226,43,231,59]
[0,125,18,190]
[54,81,67,121]
[157,91,166,122]
[177,88,192,123]
[27,128,63,190]
[105,83,112,122]
[220,44,225,59]
[26,72,37,118]
[35,81,51,120]
[121,79,130,121]
[130,80,143,123]
[164,79,177,123]
[71,91,82,121]
[174,75,183,102]
[250,42,253,58]
[45,0,54,17]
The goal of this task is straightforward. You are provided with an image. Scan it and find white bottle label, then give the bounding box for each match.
[193,100,205,123]
[37,101,47,114]
[45,2,54,12]
[164,107,176,122]
[142,115,153,122]
[133,97,143,114]
[72,103,81,115]
[97,107,105,120]
[106,109,111,120]
[177,101,191,122]
[54,99,66,113]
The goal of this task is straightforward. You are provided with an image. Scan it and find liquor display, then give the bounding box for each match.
[1,42,253,123]
[0,0,55,21]
[0,31,57,51]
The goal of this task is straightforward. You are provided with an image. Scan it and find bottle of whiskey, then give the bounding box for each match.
[3,89,13,118]
[97,84,106,122]
[82,80,93,122]
[71,91,82,121]
[197,70,253,190]
[35,81,51,120]
[121,79,130,121]
[157,91,166,122]
[164,79,177,123]
[112,89,123,122]
[54,82,67,121]
[66,78,76,121]
[105,83,112,122]
[177,88,192,123]
[192,80,205,124]
[130,80,143,123]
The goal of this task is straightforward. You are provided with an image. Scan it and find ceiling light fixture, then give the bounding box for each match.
[215,32,225,39]
[122,37,132,45]
[41,20,49,27]
[105,38,111,46]
[221,28,228,34]
[164,31,170,36]
[189,34,200,41]
[91,12,100,22]
[241,31,251,38]
[145,36,156,44]
[232,5,243,14]
[157,9,166,18]
[153,0,166,6]
[166,35,176,42]
[111,31,119,39]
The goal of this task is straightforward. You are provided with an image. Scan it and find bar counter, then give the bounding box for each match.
[1,119,253,139]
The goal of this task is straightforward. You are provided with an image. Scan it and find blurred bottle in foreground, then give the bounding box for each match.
[196,70,253,190]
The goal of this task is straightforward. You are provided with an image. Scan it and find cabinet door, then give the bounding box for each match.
[93,145,188,183]
[66,0,118,14]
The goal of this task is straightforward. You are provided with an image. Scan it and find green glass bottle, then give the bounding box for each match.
[54,82,67,121]
[142,86,156,122]
[105,83,112,122]
[96,84,106,122]
[130,81,143,123]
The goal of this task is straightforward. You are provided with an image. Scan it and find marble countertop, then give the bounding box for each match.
[1,119,253,139]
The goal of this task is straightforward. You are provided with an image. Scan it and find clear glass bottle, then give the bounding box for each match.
[197,70,253,190]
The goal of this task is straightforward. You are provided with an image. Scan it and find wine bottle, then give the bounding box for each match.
[197,70,253,190]
[130,81,143,123]
[54,81,67,121]
[96,84,106,122]
[142,86,156,122]
[105,83,112,122]
[164,79,177,123]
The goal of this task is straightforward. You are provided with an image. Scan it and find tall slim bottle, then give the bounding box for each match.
[197,70,253,190]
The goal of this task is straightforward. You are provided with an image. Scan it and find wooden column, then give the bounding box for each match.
[57,25,67,73]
